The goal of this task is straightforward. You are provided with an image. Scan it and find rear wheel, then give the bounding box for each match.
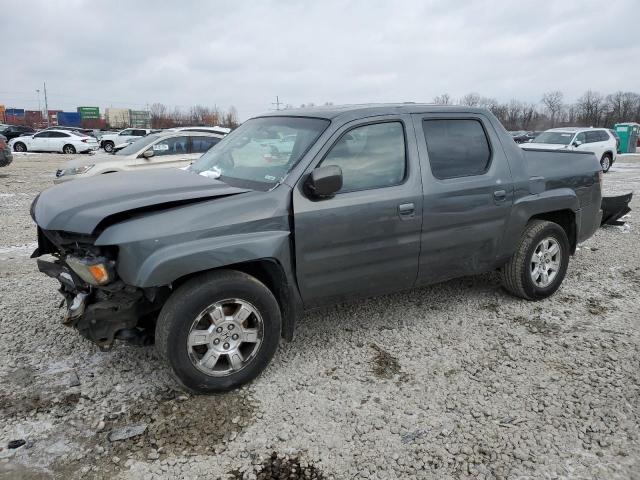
[155,270,281,393]
[63,144,76,154]
[600,153,612,173]
[103,141,114,153]
[501,220,570,300]
[13,142,26,152]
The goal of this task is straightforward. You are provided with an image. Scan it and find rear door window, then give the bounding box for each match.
[422,119,491,179]
[191,136,220,154]
[151,136,189,156]
[585,131,600,143]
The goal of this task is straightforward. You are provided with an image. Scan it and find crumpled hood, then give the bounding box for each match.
[34,168,250,234]
[520,143,569,151]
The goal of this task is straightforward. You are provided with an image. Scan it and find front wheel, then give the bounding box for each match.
[501,220,570,300]
[600,153,612,173]
[155,270,281,393]
[102,141,114,153]
[13,142,26,152]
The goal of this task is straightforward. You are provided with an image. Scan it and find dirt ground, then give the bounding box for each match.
[0,152,639,479]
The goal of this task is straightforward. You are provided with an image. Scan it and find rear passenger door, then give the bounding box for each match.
[412,114,514,285]
[293,116,423,306]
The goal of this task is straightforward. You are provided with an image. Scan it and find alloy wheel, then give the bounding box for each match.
[530,237,561,288]
[187,298,264,377]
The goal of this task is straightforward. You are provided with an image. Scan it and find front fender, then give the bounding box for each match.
[117,230,291,287]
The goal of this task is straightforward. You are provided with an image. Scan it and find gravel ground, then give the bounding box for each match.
[1,153,639,480]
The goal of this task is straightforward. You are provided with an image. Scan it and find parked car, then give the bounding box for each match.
[522,127,617,172]
[9,129,99,154]
[99,128,152,153]
[54,131,223,182]
[1,125,36,141]
[41,126,97,137]
[0,134,12,167]
[31,104,602,393]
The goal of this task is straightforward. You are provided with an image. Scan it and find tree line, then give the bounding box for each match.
[149,103,239,129]
[432,91,640,131]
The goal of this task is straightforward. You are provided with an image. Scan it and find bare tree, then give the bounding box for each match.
[541,91,563,127]
[576,90,604,127]
[433,93,452,105]
[459,93,481,107]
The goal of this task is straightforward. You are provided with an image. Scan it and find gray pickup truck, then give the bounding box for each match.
[31,104,602,393]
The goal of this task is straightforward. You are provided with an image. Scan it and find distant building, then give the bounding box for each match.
[105,108,131,129]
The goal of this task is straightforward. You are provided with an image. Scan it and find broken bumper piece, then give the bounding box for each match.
[37,258,161,351]
[601,192,633,226]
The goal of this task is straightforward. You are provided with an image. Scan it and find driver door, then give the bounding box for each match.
[30,132,50,151]
[292,116,423,307]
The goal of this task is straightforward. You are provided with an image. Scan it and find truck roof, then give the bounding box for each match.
[258,103,490,120]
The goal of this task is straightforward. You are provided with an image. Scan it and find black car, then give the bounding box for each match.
[1,125,35,141]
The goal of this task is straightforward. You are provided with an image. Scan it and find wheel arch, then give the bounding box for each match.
[171,258,298,341]
[529,209,576,253]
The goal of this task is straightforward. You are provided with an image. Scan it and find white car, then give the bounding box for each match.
[99,128,152,153]
[522,127,617,172]
[9,129,99,154]
[54,131,223,183]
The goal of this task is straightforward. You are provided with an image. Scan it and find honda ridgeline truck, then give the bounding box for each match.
[31,105,603,393]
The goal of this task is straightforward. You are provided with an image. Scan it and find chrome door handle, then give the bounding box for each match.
[398,203,415,218]
[493,190,507,202]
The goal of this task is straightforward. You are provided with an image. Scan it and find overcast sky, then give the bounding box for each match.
[3,0,639,120]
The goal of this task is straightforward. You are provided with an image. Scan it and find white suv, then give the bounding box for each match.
[523,127,617,172]
[99,128,152,153]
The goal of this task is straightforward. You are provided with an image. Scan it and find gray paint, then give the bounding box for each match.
[33,104,602,321]
[34,168,249,234]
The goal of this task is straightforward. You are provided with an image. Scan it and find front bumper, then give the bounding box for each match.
[37,258,163,350]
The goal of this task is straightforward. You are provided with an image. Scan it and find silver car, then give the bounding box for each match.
[54,131,224,183]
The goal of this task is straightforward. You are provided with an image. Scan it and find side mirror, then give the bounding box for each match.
[305,165,343,198]
[573,141,582,147]
[142,149,154,159]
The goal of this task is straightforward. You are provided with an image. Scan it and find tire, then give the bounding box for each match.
[156,270,281,393]
[63,144,76,154]
[13,142,26,153]
[501,220,570,300]
[600,153,612,173]
[103,141,114,153]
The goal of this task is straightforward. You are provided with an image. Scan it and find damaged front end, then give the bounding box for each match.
[34,227,166,351]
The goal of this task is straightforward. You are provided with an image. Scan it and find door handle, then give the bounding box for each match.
[493,190,507,202]
[398,203,415,219]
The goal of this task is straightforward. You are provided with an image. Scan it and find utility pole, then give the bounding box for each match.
[271,96,283,111]
[43,81,50,127]
[36,89,42,125]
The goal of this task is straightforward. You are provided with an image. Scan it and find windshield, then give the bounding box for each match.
[532,131,574,145]
[115,134,159,156]
[189,116,330,188]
